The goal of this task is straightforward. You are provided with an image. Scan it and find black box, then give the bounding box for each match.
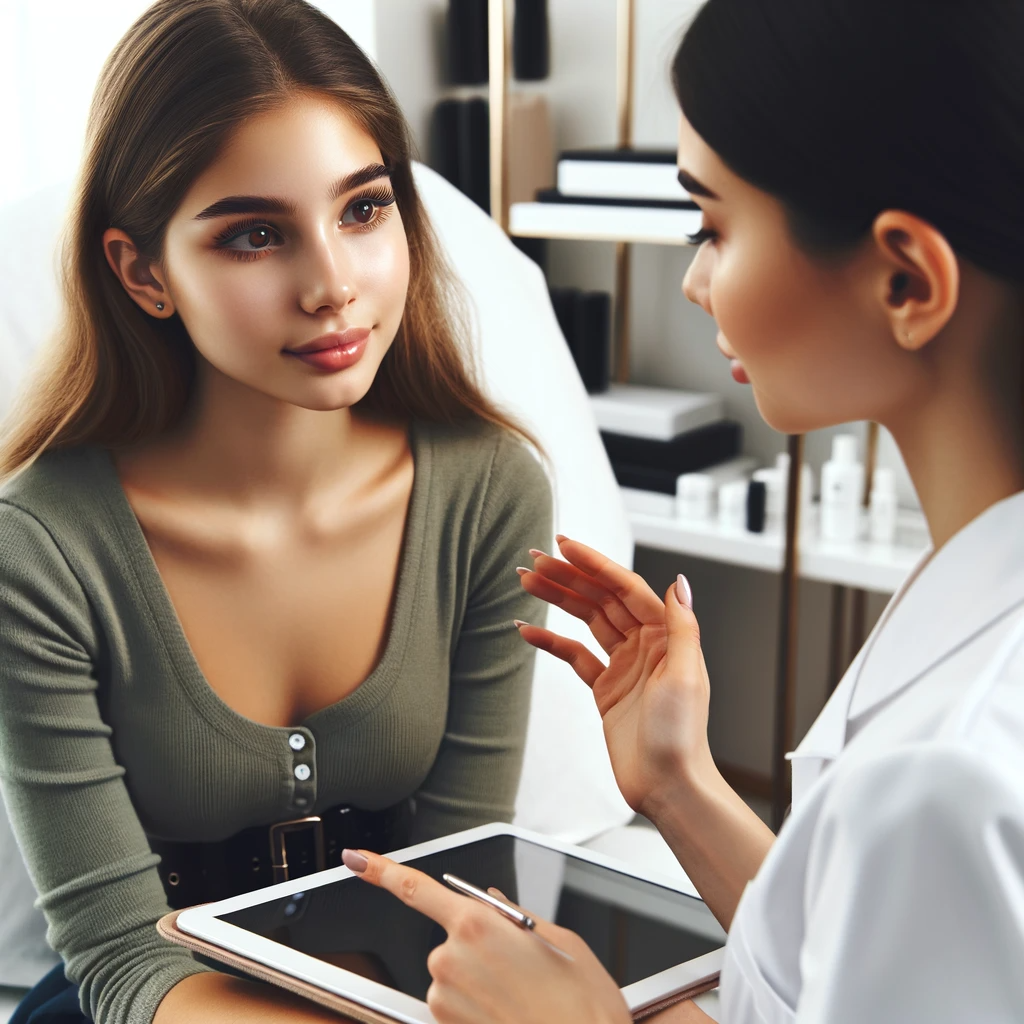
[602,421,742,486]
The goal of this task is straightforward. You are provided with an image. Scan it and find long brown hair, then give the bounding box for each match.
[0,0,537,476]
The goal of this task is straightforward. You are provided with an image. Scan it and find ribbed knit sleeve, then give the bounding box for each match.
[0,501,212,1024]
[410,432,553,842]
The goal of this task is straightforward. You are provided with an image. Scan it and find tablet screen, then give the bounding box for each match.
[216,834,725,999]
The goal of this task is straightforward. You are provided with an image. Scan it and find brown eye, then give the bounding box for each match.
[348,200,376,225]
[248,227,272,248]
[340,190,395,228]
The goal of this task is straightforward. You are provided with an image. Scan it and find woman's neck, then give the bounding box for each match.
[139,362,368,508]
[887,332,1024,551]
[893,398,1024,552]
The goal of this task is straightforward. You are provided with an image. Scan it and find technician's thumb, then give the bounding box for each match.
[663,574,703,676]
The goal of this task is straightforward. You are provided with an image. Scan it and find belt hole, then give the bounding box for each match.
[167,872,180,887]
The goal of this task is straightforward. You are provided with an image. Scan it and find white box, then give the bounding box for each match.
[558,157,687,203]
[509,201,702,246]
[590,384,723,441]
[620,486,677,517]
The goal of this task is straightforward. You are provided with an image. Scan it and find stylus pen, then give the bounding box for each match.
[442,873,575,962]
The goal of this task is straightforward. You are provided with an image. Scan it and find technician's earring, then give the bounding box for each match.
[155,302,165,312]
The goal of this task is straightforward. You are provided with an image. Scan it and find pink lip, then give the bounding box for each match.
[730,359,750,385]
[288,327,371,355]
[285,328,372,373]
[716,331,750,385]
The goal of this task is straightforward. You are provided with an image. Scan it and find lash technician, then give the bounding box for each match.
[348,0,1024,1021]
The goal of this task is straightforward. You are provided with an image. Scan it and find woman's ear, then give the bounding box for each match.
[102,228,174,318]
[871,210,959,352]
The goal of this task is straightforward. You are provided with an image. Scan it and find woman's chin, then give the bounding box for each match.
[295,383,375,413]
[753,391,816,436]
[756,395,849,436]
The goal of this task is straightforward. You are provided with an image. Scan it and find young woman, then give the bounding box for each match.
[0,1,550,1022]
[349,0,1024,1020]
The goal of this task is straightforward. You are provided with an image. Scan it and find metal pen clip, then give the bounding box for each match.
[442,873,574,962]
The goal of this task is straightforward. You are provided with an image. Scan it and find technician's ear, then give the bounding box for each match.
[872,210,959,353]
[102,228,175,318]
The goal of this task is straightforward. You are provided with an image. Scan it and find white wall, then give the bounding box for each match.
[0,0,154,204]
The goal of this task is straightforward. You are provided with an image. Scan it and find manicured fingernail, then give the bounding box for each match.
[555,534,568,543]
[528,548,546,558]
[342,849,368,874]
[513,619,529,629]
[516,566,529,575]
[676,573,693,609]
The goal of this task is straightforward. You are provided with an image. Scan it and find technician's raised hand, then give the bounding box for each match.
[515,537,776,929]
[515,537,714,816]
[341,849,631,1024]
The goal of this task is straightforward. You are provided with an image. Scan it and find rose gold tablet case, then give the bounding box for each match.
[157,908,719,1022]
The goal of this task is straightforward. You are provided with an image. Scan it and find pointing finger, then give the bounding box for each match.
[344,850,464,931]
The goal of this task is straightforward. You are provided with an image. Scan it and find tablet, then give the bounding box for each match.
[176,822,725,1023]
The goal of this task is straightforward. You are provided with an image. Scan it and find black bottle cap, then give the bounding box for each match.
[746,479,767,533]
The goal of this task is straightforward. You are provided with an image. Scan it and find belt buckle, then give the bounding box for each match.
[269,816,325,884]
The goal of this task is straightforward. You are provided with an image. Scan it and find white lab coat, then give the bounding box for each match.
[719,489,1024,1022]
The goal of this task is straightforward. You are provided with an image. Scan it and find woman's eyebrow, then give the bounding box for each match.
[193,163,392,220]
[330,162,391,200]
[677,168,720,200]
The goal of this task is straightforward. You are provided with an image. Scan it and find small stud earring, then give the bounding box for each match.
[155,302,165,312]
[905,329,913,345]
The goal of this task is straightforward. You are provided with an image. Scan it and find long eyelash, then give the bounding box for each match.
[686,226,718,246]
[354,184,396,206]
[213,217,275,246]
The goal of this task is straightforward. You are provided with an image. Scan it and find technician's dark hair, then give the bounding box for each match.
[1,0,538,476]
[672,0,1024,280]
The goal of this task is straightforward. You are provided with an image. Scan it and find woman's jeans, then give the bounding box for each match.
[10,965,89,1024]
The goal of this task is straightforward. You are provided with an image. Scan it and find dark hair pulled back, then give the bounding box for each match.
[673,0,1024,281]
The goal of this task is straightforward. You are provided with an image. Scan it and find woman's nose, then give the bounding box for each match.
[298,236,356,315]
[682,248,712,317]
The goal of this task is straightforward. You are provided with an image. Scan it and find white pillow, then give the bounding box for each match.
[0,168,633,985]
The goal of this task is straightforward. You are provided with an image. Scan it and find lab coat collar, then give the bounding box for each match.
[791,542,929,760]
[848,488,1024,719]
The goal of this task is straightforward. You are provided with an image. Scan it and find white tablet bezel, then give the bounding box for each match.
[176,822,724,1024]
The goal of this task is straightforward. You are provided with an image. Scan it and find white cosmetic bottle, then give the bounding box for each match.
[820,434,864,543]
[869,467,898,544]
[757,453,815,530]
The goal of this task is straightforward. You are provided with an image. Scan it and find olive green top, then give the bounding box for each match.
[0,419,551,1024]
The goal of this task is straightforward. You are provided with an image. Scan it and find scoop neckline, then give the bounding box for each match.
[91,421,431,747]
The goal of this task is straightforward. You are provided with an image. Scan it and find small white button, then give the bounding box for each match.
[288,733,306,751]
[294,764,311,782]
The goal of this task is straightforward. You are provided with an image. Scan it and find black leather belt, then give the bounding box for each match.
[148,799,413,910]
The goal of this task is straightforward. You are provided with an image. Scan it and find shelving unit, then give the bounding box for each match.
[627,505,926,594]
[486,0,905,827]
